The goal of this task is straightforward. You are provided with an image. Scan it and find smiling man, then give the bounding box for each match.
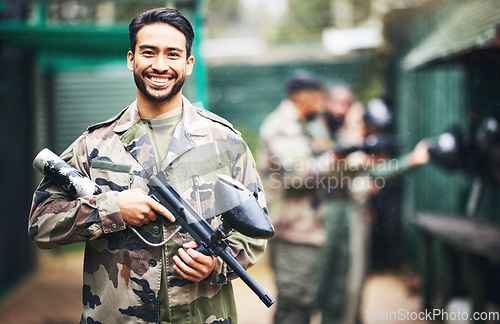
[29,8,269,324]
[128,19,194,114]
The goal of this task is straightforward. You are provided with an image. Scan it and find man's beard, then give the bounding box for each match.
[304,112,318,122]
[134,69,185,102]
[324,111,344,133]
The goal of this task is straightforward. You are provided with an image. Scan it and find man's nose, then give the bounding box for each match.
[152,55,169,72]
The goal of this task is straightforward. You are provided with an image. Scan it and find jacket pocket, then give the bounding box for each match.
[90,160,132,192]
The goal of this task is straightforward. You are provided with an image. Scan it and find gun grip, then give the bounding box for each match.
[193,244,210,256]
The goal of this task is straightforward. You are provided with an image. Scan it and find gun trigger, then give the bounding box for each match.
[150,195,160,203]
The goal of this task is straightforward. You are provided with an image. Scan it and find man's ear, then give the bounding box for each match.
[186,55,195,76]
[127,50,134,72]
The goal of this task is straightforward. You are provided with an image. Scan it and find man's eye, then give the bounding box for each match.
[143,51,155,55]
[169,53,181,58]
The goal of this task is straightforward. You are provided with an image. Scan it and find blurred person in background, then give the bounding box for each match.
[28,8,269,324]
[363,98,404,270]
[322,84,356,137]
[259,71,334,324]
[317,93,430,324]
[316,84,358,324]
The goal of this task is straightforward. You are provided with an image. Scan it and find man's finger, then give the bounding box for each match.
[144,209,157,222]
[177,248,199,268]
[173,254,199,279]
[183,241,199,250]
[149,198,175,222]
[172,264,198,282]
[136,214,149,225]
[185,247,211,263]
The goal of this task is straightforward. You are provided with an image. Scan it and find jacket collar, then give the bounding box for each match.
[113,97,207,136]
[115,96,209,176]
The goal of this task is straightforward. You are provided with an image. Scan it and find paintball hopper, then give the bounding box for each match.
[214,174,274,239]
[427,128,464,171]
[33,148,101,197]
[428,118,500,178]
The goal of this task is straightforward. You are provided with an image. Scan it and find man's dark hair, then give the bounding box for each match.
[285,71,323,96]
[129,8,195,57]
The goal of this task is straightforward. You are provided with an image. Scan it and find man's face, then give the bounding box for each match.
[326,87,353,118]
[127,23,194,103]
[292,90,324,120]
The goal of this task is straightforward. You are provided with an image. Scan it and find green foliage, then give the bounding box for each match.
[204,0,241,38]
[273,0,332,43]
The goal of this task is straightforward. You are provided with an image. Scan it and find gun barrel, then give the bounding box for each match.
[219,248,275,307]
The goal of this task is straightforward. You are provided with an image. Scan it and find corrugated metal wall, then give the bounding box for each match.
[397,66,470,215]
[51,66,136,154]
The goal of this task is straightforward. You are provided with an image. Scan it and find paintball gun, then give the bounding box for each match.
[427,116,500,216]
[334,134,398,156]
[33,148,275,307]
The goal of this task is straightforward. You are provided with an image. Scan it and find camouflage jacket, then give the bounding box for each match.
[258,99,333,246]
[29,97,268,324]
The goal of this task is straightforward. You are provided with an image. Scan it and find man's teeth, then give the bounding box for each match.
[151,76,169,84]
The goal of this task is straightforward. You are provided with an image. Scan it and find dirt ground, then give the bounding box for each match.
[0,250,427,324]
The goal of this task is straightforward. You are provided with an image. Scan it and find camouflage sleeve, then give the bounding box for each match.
[366,154,412,180]
[28,135,126,249]
[210,139,269,284]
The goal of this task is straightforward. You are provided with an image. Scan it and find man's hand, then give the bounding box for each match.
[118,188,175,226]
[173,241,216,282]
[408,139,430,167]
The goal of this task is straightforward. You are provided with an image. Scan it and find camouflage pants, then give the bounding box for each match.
[317,200,368,324]
[270,240,321,324]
